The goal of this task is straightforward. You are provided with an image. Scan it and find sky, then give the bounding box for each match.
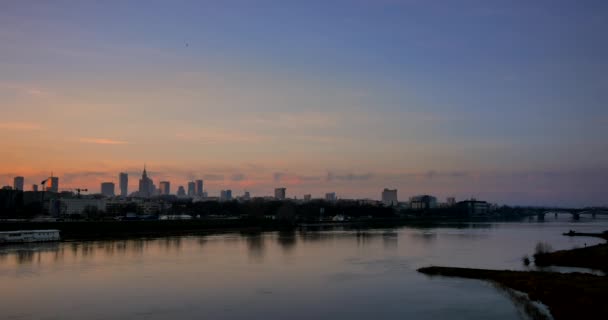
[1,0,607,207]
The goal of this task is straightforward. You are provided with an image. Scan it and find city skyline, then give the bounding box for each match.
[1,1,607,207]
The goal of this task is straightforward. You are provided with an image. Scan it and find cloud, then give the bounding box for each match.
[273,172,284,182]
[0,82,51,97]
[395,171,470,180]
[326,172,373,182]
[174,129,268,144]
[202,174,225,181]
[0,122,43,131]
[231,173,246,181]
[79,138,129,145]
[62,171,108,184]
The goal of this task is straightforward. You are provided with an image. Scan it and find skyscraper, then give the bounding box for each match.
[274,187,286,200]
[47,176,59,193]
[325,192,337,202]
[382,189,398,206]
[138,166,154,197]
[119,172,128,197]
[32,184,38,192]
[187,181,195,197]
[220,190,232,201]
[196,179,203,196]
[159,181,171,195]
[177,186,186,197]
[101,182,115,197]
[13,176,24,191]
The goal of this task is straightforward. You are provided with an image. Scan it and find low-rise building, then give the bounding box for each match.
[410,195,438,210]
[59,198,107,215]
[457,199,490,215]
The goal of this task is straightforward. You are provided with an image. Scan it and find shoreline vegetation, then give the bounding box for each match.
[0,217,525,240]
[418,230,608,320]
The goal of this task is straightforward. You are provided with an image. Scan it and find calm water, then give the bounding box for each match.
[1,216,607,320]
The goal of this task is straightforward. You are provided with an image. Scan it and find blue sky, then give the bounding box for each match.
[1,0,607,206]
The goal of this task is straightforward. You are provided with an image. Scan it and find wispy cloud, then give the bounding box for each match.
[0,122,43,131]
[0,82,51,97]
[79,138,129,145]
[326,172,373,182]
[174,129,268,144]
[231,173,246,181]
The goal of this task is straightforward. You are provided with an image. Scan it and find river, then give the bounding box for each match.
[1,215,607,319]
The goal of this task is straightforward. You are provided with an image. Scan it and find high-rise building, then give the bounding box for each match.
[220,190,232,201]
[304,194,311,201]
[119,172,128,197]
[242,191,251,201]
[274,187,286,200]
[159,181,171,195]
[177,186,186,197]
[382,188,398,206]
[46,176,59,193]
[325,192,337,202]
[13,176,24,191]
[138,166,154,197]
[101,182,115,197]
[187,181,195,197]
[32,184,38,192]
[196,180,203,196]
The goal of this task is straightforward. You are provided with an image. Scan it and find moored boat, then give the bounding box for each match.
[0,230,61,244]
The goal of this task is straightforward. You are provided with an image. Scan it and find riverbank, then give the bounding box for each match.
[534,230,608,271]
[0,217,530,240]
[418,266,608,320]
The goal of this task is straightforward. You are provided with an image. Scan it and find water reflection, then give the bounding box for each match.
[242,232,265,262]
[382,231,398,250]
[276,230,297,252]
[1,220,607,320]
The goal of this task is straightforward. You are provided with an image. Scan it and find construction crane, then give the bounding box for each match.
[74,188,88,198]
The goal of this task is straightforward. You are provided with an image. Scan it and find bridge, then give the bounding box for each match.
[537,208,608,220]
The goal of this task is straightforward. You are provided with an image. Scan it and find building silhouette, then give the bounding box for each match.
[196,180,203,196]
[46,176,59,193]
[274,187,286,200]
[382,188,398,206]
[159,181,171,195]
[138,166,154,197]
[13,177,24,191]
[177,186,186,197]
[101,182,115,197]
[410,195,437,210]
[119,172,128,197]
[220,190,232,201]
[187,181,195,197]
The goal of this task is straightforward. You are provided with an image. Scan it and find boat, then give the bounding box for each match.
[0,230,61,244]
